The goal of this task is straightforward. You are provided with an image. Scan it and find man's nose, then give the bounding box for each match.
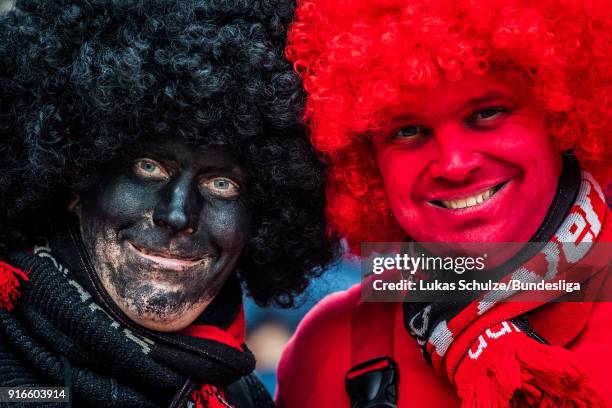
[153,175,197,234]
[428,125,484,181]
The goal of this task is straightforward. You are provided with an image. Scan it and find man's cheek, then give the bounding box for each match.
[203,204,249,247]
[489,121,550,155]
[95,231,130,290]
[380,159,416,201]
[99,181,154,222]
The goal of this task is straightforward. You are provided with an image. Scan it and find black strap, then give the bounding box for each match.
[348,295,399,407]
[345,357,399,408]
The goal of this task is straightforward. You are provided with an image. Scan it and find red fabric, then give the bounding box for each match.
[346,359,390,380]
[276,187,612,407]
[277,289,612,407]
[179,306,246,351]
[454,321,604,407]
[276,285,459,408]
[0,260,28,312]
[193,384,230,408]
[182,306,247,408]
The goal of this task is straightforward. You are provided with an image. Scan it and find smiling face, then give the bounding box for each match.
[373,72,562,243]
[77,140,249,332]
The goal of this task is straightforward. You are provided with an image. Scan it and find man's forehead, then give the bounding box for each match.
[387,73,520,118]
[119,139,244,175]
[136,139,233,158]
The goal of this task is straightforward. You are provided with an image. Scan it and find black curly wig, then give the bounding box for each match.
[0,0,339,307]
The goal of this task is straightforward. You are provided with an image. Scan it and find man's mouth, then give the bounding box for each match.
[128,242,213,270]
[430,181,508,210]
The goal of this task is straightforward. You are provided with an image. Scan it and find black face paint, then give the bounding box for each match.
[77,140,249,332]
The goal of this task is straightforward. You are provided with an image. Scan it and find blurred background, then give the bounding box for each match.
[244,257,360,394]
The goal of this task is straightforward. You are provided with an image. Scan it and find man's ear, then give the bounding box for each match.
[67,194,81,215]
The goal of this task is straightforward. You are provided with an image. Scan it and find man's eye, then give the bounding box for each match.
[201,177,240,198]
[395,125,429,139]
[133,159,170,180]
[470,107,508,125]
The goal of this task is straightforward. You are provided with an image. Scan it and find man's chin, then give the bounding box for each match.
[121,303,209,332]
[105,288,211,332]
[437,229,514,243]
[413,226,534,269]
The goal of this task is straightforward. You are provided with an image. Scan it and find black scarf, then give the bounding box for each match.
[0,223,256,407]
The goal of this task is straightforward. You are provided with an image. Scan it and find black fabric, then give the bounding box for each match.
[0,252,176,407]
[225,374,276,408]
[0,248,260,407]
[403,154,582,363]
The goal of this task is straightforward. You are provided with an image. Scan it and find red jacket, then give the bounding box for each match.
[278,188,612,408]
[277,193,612,408]
[276,282,612,407]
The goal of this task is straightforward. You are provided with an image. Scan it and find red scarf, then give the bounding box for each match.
[181,308,248,408]
[0,262,28,312]
[408,171,611,407]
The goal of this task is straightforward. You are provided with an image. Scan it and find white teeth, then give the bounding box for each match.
[440,186,497,210]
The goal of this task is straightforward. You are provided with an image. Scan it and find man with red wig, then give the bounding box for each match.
[277,0,612,406]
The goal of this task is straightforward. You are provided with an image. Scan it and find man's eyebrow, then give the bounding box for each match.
[141,150,177,165]
[389,91,511,120]
[463,91,510,108]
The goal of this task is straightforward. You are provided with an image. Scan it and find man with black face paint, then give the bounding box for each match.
[0,1,338,407]
[78,143,251,333]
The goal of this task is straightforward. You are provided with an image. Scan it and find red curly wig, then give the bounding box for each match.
[286,0,612,252]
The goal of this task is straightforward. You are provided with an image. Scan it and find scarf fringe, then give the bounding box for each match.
[0,260,28,312]
[457,334,606,408]
[193,384,233,408]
